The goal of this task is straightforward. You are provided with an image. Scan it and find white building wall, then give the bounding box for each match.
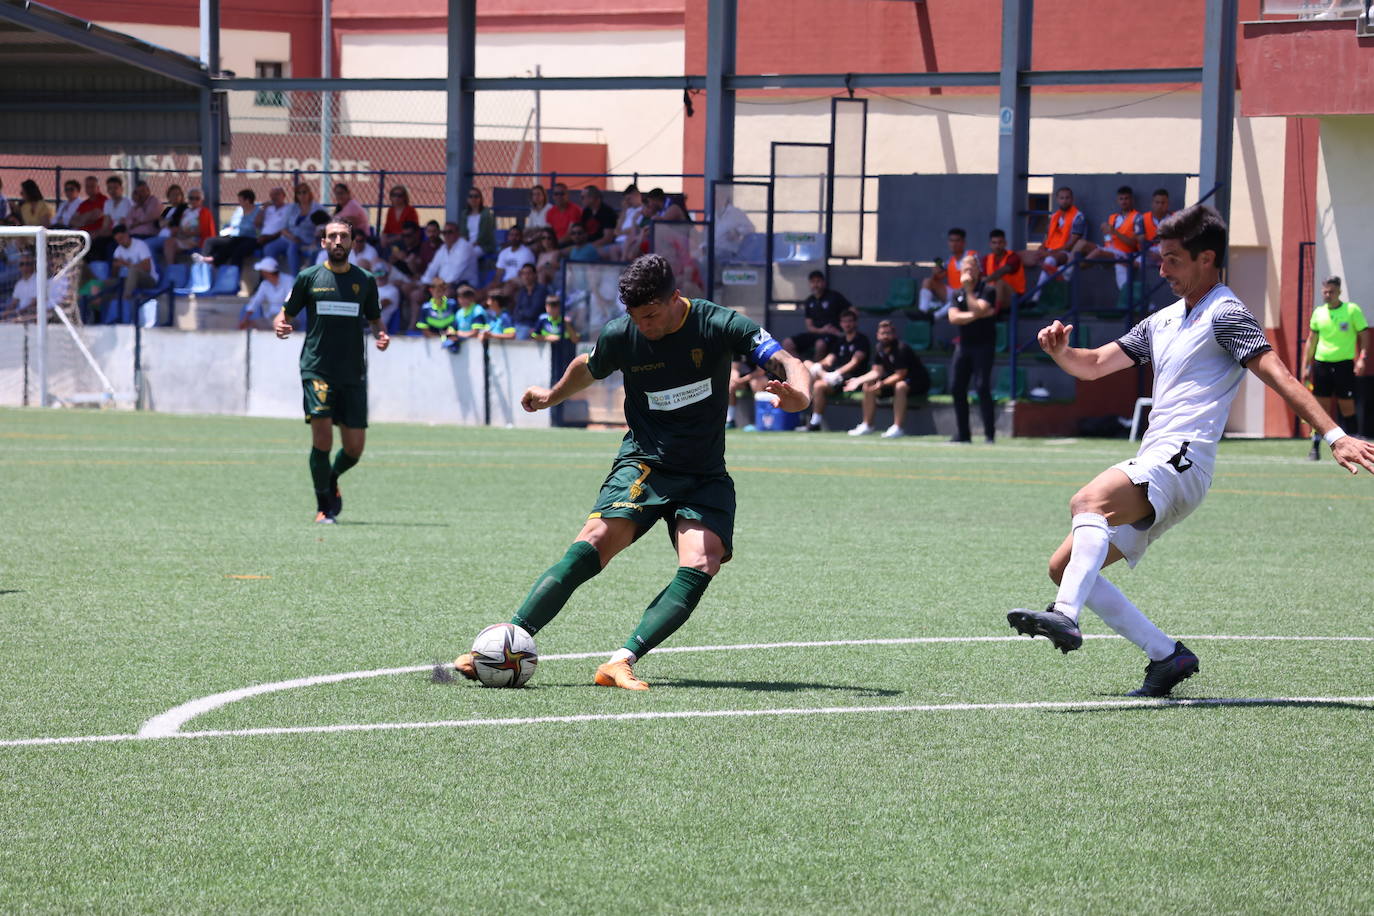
[1315,117,1374,313]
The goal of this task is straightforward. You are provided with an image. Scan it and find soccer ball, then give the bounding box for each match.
[469,623,539,688]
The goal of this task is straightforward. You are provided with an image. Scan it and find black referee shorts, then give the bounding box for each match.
[1312,359,1355,400]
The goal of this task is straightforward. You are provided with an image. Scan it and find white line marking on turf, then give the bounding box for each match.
[133,634,1374,738]
[6,695,1374,749]
[0,635,1368,749]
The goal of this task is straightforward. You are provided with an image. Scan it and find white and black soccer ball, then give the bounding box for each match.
[469,623,538,688]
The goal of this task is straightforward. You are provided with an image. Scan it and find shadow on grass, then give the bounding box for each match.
[340,521,452,528]
[1064,697,1374,714]
[651,677,901,697]
[0,589,21,596]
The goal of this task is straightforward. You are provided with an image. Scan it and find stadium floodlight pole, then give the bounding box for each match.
[1200,0,1238,230]
[34,227,47,407]
[199,0,221,217]
[321,0,332,207]
[995,0,1032,252]
[704,0,738,220]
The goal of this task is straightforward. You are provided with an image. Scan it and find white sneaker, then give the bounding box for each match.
[848,422,875,437]
[881,425,906,439]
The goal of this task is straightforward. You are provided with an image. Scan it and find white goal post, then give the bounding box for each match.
[0,226,117,407]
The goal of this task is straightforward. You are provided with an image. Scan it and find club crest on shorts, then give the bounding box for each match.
[691,348,703,369]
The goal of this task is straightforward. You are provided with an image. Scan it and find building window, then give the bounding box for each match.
[255,61,285,107]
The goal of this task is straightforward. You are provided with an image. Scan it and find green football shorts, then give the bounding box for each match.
[301,376,369,428]
[589,457,736,562]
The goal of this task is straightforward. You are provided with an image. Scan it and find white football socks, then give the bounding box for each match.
[1084,576,1176,661]
[609,648,637,665]
[1054,512,1110,623]
[725,405,735,423]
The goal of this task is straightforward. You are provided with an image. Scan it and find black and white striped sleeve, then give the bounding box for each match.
[1115,318,1152,366]
[1212,300,1272,366]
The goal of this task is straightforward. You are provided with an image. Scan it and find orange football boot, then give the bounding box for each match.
[593,658,649,691]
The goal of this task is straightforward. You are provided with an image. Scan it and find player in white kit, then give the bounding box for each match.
[1008,205,1374,696]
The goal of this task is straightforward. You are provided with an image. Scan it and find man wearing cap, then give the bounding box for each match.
[109,224,159,324]
[239,256,294,330]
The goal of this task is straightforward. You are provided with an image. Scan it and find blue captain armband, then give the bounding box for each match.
[751,335,782,366]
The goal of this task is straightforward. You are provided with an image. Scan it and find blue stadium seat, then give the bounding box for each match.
[175,260,212,296]
[902,319,933,352]
[207,265,240,296]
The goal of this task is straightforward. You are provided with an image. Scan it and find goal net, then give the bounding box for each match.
[0,227,116,407]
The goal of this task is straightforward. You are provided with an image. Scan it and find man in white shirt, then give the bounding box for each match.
[493,226,535,288]
[412,221,477,329]
[238,256,293,330]
[95,175,133,260]
[255,187,293,250]
[111,225,160,321]
[4,254,38,318]
[1008,204,1374,698]
[376,267,402,333]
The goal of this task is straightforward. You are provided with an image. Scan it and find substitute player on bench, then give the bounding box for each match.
[455,254,810,689]
[275,219,390,524]
[1008,204,1374,697]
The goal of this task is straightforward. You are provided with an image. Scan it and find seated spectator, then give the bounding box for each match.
[272,183,326,274]
[17,180,52,229]
[526,184,552,232]
[376,267,402,332]
[919,227,978,317]
[93,175,132,260]
[1140,188,1174,265]
[784,270,851,360]
[443,284,488,345]
[380,185,419,250]
[77,264,108,324]
[331,182,371,237]
[491,226,535,291]
[647,187,688,222]
[70,175,107,239]
[385,219,434,307]
[1079,185,1142,289]
[255,187,293,259]
[164,187,215,265]
[348,228,385,274]
[511,262,548,339]
[2,253,37,320]
[416,277,459,338]
[801,308,869,432]
[545,182,582,242]
[126,181,161,241]
[565,224,600,263]
[574,186,617,247]
[611,184,643,251]
[109,224,160,314]
[1019,185,1087,279]
[0,178,9,225]
[619,189,661,260]
[411,221,478,329]
[238,256,293,330]
[478,292,516,340]
[844,319,930,439]
[52,180,84,229]
[534,227,562,288]
[460,187,496,257]
[727,355,768,429]
[714,193,757,262]
[204,189,260,268]
[532,294,579,342]
[423,219,442,249]
[983,228,1026,313]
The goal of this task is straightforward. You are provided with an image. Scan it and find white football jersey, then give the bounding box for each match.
[1115,283,1271,478]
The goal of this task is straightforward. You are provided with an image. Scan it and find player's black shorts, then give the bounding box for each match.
[589,458,736,563]
[302,376,369,428]
[1312,359,1355,400]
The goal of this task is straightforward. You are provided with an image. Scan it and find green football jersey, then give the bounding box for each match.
[284,262,381,384]
[1310,300,1367,363]
[587,298,773,475]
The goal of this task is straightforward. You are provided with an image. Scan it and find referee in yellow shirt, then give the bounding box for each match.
[1304,275,1372,459]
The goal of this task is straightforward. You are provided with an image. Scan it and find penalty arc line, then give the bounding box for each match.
[5,695,1374,749]
[134,634,1374,738]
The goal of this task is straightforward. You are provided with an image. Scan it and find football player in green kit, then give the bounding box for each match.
[456,254,811,689]
[274,219,391,523]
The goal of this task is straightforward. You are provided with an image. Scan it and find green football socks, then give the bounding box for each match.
[510,540,604,635]
[624,567,712,657]
[309,447,332,496]
[332,448,359,480]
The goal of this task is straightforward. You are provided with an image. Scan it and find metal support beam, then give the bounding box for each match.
[199,0,221,216]
[0,0,209,88]
[704,0,737,218]
[995,0,1033,250]
[446,0,476,223]
[1200,0,1238,229]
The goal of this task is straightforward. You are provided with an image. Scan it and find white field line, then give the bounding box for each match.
[135,634,1374,739]
[0,634,1369,750]
[6,695,1374,749]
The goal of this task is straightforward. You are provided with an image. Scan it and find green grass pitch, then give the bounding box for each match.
[2,406,1372,913]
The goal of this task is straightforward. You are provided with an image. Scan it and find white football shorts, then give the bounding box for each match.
[1106,443,1212,568]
